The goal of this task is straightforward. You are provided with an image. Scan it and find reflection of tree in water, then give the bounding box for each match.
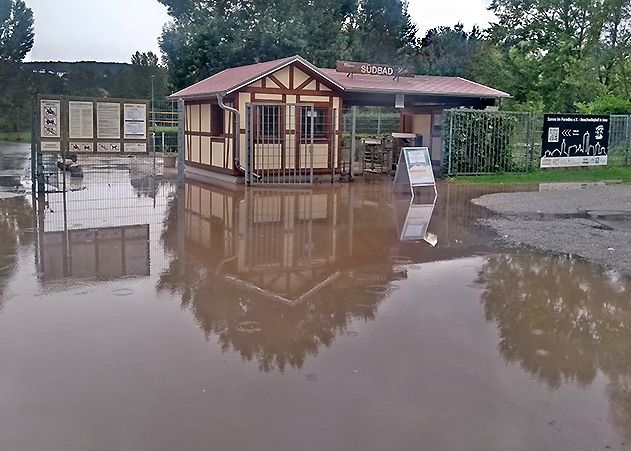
[159,257,404,372]
[157,193,405,372]
[0,196,33,307]
[478,253,631,437]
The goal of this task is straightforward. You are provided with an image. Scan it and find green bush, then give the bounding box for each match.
[575,93,631,115]
[443,110,521,174]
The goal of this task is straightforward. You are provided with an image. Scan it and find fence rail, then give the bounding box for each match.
[442,110,631,176]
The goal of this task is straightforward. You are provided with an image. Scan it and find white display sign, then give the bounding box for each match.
[404,147,434,186]
[40,99,61,138]
[124,142,147,153]
[97,142,121,153]
[97,102,121,139]
[124,103,147,139]
[69,142,94,153]
[68,101,94,139]
[41,141,61,152]
[541,156,608,168]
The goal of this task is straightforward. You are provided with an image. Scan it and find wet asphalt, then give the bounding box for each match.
[474,185,631,275]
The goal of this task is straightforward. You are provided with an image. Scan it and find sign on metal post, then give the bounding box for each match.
[541,114,610,168]
[336,61,414,78]
[393,147,436,199]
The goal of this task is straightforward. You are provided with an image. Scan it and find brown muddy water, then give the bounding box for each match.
[1,144,631,451]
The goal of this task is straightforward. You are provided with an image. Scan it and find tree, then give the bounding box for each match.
[114,51,168,99]
[159,0,422,91]
[487,0,631,112]
[0,0,34,62]
[344,0,418,64]
[131,50,160,67]
[415,24,483,78]
[0,0,34,132]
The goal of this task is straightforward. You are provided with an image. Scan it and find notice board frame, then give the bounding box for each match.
[393,147,437,200]
[37,94,149,156]
[540,113,610,168]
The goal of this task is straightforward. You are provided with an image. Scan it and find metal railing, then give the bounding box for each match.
[609,115,631,167]
[246,103,319,185]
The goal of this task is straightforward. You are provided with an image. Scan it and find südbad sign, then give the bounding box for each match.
[336,60,414,77]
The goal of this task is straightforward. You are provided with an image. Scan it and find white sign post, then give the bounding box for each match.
[393,147,437,200]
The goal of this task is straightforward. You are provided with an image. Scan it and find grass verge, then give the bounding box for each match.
[449,166,631,184]
[0,131,30,142]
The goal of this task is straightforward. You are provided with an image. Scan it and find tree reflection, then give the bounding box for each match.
[159,253,404,372]
[157,184,407,372]
[0,196,33,306]
[478,253,631,437]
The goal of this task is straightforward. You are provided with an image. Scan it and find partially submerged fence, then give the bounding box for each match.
[442,110,631,176]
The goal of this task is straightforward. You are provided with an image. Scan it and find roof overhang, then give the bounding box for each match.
[170,55,347,100]
[224,55,346,95]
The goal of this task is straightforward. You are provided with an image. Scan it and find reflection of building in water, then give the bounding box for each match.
[159,179,518,371]
[161,180,407,371]
[185,182,346,303]
[35,169,175,284]
[40,225,149,281]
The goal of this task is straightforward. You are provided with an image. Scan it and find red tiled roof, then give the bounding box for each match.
[171,55,510,100]
[170,55,345,99]
[320,68,509,99]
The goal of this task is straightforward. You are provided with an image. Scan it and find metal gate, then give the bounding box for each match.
[245,103,314,185]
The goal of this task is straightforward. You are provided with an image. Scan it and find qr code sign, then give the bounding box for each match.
[548,127,560,143]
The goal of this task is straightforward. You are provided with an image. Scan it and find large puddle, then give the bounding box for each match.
[1,143,631,451]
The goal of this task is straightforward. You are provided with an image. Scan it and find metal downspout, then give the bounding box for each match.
[216,93,260,181]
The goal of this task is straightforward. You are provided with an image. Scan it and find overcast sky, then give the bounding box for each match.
[24,0,496,63]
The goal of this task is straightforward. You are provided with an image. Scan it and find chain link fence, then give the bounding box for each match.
[609,115,631,167]
[442,110,631,176]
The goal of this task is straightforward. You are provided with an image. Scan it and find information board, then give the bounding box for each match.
[40,99,60,138]
[541,114,610,168]
[68,101,94,139]
[38,96,148,154]
[393,147,436,199]
[124,103,147,140]
[97,102,121,139]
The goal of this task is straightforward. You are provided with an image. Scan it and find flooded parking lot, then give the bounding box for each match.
[1,143,631,451]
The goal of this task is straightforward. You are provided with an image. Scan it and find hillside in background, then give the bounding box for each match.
[24,61,131,76]
[0,59,168,134]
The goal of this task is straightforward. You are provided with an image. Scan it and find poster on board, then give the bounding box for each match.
[404,147,434,186]
[69,142,94,153]
[394,147,436,192]
[124,103,147,140]
[96,142,121,153]
[68,101,94,139]
[541,114,610,168]
[40,99,61,138]
[124,142,147,153]
[97,102,121,139]
[40,141,61,152]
